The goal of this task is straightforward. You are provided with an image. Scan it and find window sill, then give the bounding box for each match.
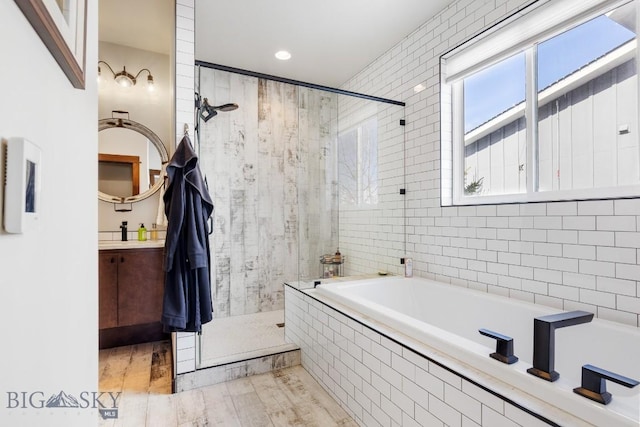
[448,184,640,206]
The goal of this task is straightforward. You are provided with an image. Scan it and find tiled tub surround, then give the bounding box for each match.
[284,278,640,427]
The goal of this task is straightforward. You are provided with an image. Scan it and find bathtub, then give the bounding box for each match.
[312,276,640,427]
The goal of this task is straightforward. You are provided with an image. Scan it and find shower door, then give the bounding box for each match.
[195,66,339,368]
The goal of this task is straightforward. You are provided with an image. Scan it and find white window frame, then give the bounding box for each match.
[441,0,640,206]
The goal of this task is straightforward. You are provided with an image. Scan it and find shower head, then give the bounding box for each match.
[216,103,239,112]
[200,98,239,122]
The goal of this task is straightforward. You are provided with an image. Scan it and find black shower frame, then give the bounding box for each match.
[195,60,406,107]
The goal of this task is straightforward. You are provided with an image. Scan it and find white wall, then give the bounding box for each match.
[538,60,638,191]
[340,0,640,328]
[98,42,172,146]
[0,2,98,426]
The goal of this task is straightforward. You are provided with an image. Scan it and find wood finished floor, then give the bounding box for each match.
[99,341,357,426]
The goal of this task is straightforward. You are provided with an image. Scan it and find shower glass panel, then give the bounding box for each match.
[296,94,405,284]
[194,64,404,370]
[196,67,302,369]
[329,95,405,280]
[296,87,339,284]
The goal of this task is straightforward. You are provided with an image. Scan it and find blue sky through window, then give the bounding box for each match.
[463,14,635,133]
[463,53,525,133]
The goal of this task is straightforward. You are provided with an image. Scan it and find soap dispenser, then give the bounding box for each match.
[404,258,413,277]
[333,248,342,263]
[138,223,147,241]
[150,223,158,241]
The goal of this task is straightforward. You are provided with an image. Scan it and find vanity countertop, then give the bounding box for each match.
[99,240,165,250]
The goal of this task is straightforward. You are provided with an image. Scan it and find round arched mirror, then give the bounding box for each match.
[98,117,169,203]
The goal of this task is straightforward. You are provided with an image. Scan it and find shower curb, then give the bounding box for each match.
[174,348,301,392]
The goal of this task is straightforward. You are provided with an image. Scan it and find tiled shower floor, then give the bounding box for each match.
[198,309,297,368]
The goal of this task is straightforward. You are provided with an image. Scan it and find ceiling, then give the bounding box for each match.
[98,0,456,88]
[98,0,174,55]
[195,0,456,88]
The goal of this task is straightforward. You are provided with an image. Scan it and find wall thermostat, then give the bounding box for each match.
[4,137,42,233]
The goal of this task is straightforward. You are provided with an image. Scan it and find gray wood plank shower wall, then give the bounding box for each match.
[199,68,338,317]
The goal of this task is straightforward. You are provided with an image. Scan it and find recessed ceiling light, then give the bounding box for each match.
[275,50,292,60]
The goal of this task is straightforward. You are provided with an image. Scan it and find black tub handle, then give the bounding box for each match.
[573,364,639,404]
[479,328,518,364]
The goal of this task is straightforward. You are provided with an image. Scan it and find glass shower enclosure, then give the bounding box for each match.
[194,64,405,370]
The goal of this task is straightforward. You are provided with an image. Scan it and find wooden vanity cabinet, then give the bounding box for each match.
[99,247,166,348]
[98,252,119,329]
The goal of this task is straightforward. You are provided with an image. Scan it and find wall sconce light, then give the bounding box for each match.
[98,61,155,91]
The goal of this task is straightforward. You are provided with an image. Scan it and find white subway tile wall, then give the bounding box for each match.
[338,0,640,328]
[176,331,196,374]
[175,0,197,375]
[175,0,195,138]
[285,286,557,427]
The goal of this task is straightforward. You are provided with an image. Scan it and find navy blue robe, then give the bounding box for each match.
[161,135,214,333]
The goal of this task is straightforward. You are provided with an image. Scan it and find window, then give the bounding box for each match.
[338,117,378,206]
[463,52,526,196]
[442,0,639,205]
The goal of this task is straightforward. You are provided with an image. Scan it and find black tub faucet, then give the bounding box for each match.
[527,310,593,382]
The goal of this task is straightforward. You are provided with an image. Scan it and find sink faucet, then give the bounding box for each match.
[527,310,593,382]
[120,221,128,241]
